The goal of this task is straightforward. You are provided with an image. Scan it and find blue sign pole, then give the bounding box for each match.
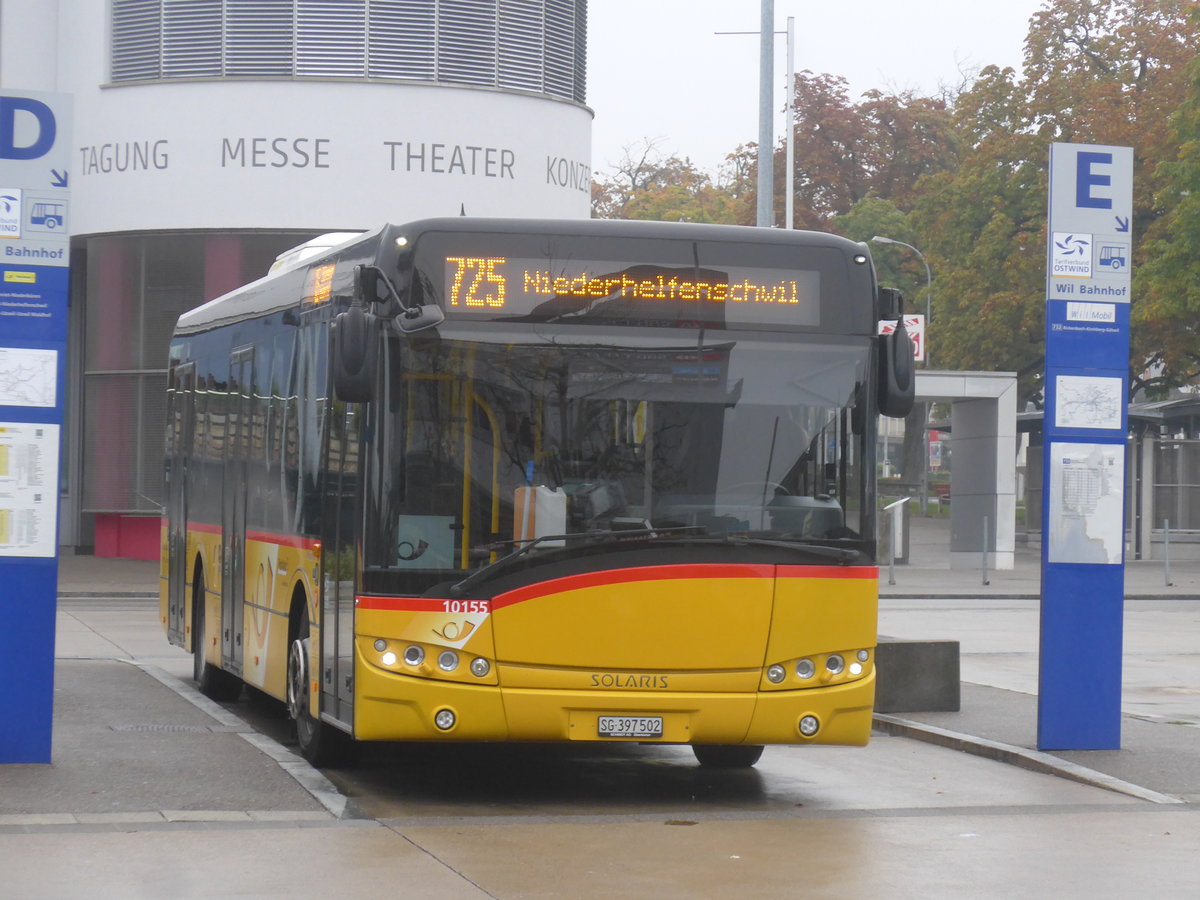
[0,90,71,763]
[1039,143,1133,750]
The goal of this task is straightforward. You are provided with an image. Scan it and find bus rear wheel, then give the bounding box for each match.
[192,568,242,701]
[287,609,351,767]
[692,744,764,768]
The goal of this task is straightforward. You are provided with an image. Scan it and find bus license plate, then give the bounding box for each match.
[598,715,663,738]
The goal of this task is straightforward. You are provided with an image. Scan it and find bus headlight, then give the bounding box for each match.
[438,650,459,672]
[826,654,845,675]
[766,664,787,684]
[434,708,456,731]
[403,645,425,666]
[796,658,815,679]
[799,715,820,737]
[381,651,397,667]
[470,657,491,677]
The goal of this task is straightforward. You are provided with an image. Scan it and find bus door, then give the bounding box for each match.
[221,347,254,675]
[166,362,195,646]
[320,400,361,725]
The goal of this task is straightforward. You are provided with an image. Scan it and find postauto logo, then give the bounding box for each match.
[0,96,57,161]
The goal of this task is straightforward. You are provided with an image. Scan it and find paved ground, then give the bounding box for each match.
[0,521,1196,896]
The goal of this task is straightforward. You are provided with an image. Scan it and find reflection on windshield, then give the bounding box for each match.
[364,329,869,584]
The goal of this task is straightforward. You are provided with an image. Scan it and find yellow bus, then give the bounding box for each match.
[161,218,914,767]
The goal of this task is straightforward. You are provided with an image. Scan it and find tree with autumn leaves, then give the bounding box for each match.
[591,0,1200,403]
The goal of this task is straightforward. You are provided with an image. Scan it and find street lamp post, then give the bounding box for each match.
[870,235,931,366]
[871,235,933,515]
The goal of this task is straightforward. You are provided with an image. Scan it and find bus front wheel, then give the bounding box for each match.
[287,608,350,767]
[692,744,764,768]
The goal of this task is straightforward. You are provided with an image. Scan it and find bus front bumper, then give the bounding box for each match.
[354,660,875,746]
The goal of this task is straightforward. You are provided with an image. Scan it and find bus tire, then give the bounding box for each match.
[692,744,764,768]
[287,605,352,767]
[192,566,242,702]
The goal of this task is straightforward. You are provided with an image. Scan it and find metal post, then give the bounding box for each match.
[756,0,774,227]
[982,515,990,586]
[883,498,909,585]
[1164,518,1173,587]
[785,16,794,230]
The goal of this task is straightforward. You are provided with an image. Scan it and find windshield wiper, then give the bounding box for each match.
[447,526,705,597]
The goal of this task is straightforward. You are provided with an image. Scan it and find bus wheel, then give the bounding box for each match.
[192,568,242,701]
[287,608,351,767]
[692,744,764,768]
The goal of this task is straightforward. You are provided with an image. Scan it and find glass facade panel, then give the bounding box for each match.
[80,231,321,520]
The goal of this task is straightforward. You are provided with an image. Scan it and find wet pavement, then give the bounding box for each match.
[1,521,1198,896]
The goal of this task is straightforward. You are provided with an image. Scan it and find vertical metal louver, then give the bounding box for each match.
[226,0,295,76]
[571,0,586,102]
[112,0,163,81]
[110,0,586,103]
[543,1,574,100]
[367,0,435,79]
[498,0,543,93]
[437,1,498,87]
[162,0,223,78]
[297,0,367,77]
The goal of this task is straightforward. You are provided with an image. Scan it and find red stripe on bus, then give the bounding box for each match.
[356,596,467,613]
[356,564,877,613]
[245,530,321,550]
[490,564,776,610]
[182,522,320,551]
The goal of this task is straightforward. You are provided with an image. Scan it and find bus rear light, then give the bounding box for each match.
[799,715,820,737]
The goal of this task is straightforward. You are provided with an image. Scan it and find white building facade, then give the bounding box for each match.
[0,0,592,557]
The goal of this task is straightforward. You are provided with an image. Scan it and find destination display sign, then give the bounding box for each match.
[441,255,821,327]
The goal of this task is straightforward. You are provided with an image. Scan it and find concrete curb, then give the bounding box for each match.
[873,712,1185,805]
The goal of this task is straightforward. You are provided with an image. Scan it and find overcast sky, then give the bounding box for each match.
[587,0,1047,176]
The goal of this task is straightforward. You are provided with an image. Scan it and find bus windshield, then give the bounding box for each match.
[363,324,870,590]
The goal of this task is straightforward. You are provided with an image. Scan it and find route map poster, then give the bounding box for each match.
[0,346,57,408]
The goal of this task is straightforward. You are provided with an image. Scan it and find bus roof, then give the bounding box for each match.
[172,218,873,337]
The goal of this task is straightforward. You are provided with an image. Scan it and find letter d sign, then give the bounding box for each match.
[0,96,56,160]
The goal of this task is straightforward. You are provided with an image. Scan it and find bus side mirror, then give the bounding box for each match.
[331,304,378,403]
[395,302,445,334]
[877,318,915,418]
[355,263,444,334]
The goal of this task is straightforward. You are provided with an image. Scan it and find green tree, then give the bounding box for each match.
[833,196,923,302]
[591,140,739,223]
[913,0,1197,403]
[1135,50,1200,393]
[772,73,958,229]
